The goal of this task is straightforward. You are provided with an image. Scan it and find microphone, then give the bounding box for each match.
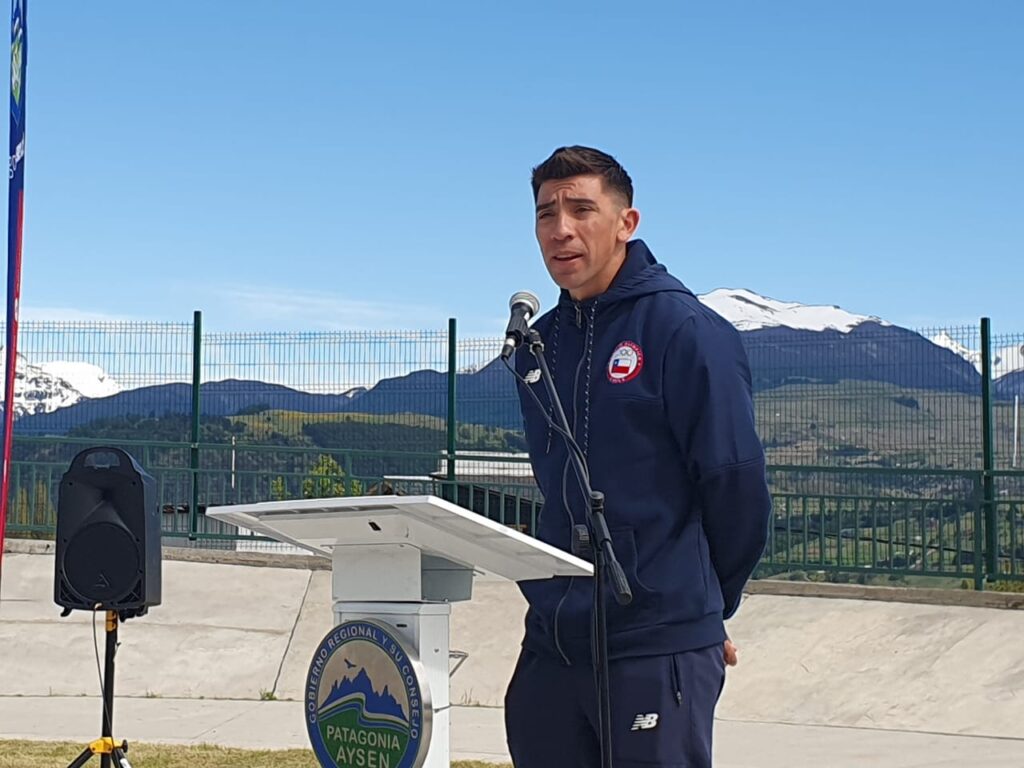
[500,291,540,360]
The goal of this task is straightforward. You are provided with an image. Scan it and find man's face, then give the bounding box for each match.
[535,175,639,301]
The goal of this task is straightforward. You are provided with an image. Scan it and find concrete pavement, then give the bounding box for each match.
[2,696,1023,766]
[3,541,1024,765]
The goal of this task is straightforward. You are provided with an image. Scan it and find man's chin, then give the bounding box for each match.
[547,273,584,293]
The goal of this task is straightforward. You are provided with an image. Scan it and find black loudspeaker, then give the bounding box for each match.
[54,447,162,618]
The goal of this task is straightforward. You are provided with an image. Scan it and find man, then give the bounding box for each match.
[506,146,772,767]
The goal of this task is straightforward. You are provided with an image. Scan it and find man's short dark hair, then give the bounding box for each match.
[531,145,634,206]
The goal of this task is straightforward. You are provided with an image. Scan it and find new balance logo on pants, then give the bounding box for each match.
[505,647,723,767]
[631,713,659,731]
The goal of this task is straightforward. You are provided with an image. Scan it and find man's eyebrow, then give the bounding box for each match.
[535,197,598,212]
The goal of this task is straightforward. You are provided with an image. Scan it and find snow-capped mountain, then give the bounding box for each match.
[929,331,1024,378]
[0,353,84,417]
[5,288,1022,436]
[697,290,1023,379]
[929,332,979,371]
[0,352,121,417]
[38,361,121,399]
[698,288,889,333]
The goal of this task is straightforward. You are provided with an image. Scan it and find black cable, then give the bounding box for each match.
[508,334,626,768]
[502,356,590,488]
[92,605,114,743]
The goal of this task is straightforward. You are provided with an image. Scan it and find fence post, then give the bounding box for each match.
[981,317,996,583]
[446,318,457,494]
[973,472,985,591]
[189,310,202,539]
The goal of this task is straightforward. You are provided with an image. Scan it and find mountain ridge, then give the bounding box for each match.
[6,289,1021,434]
[321,668,407,722]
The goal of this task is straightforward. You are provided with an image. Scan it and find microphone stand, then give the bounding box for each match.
[525,326,632,768]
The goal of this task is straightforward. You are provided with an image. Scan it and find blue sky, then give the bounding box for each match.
[7,1,1023,337]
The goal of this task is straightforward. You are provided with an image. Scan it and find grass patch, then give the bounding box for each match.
[230,410,449,442]
[0,740,510,768]
[988,579,1024,593]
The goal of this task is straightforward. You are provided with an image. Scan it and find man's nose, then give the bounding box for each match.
[552,213,573,240]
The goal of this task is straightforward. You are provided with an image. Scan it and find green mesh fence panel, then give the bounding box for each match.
[7,321,193,438]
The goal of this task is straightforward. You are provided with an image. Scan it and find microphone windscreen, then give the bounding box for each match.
[509,291,540,316]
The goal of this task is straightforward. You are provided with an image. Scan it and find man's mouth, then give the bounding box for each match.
[553,253,583,263]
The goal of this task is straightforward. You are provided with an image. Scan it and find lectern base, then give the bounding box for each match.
[334,601,452,768]
[205,495,593,768]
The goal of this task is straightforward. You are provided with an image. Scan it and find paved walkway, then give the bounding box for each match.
[5,544,1024,765]
[2,695,1022,767]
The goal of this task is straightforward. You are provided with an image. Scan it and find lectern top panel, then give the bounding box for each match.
[206,494,593,581]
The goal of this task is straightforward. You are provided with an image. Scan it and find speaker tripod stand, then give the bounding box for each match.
[67,610,133,768]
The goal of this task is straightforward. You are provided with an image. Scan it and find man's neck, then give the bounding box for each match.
[570,247,628,301]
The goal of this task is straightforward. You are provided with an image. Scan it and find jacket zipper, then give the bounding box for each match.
[551,300,590,666]
[551,458,574,666]
[672,654,683,706]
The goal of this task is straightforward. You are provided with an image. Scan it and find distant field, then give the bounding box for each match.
[229,409,524,455]
[222,380,1021,472]
[230,410,450,441]
[755,380,1019,470]
[18,380,1022,480]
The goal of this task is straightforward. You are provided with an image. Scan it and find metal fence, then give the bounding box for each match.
[991,329,1024,469]
[753,324,981,469]
[9,317,1019,468]
[3,313,1023,585]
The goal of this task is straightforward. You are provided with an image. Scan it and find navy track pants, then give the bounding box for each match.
[504,644,726,768]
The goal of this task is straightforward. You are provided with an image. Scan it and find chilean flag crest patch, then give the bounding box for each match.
[607,341,643,384]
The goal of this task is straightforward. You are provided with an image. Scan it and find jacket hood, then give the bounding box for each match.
[514,237,771,665]
[557,239,693,308]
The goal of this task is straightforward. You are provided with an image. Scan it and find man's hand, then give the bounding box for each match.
[724,638,738,667]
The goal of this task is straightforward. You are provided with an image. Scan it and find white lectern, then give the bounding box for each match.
[207,495,592,768]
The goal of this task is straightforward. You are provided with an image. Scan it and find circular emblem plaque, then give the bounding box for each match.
[305,619,432,768]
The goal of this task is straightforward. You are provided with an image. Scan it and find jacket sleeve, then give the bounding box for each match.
[665,313,772,620]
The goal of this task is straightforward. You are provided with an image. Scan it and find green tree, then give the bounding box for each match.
[33,480,54,525]
[270,476,287,501]
[13,486,31,525]
[302,454,347,499]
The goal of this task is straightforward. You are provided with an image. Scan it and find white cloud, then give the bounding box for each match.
[18,306,140,323]
[216,285,448,331]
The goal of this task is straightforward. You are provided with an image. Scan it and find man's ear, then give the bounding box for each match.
[617,207,641,243]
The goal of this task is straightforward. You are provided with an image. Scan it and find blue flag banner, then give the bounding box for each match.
[0,0,26,570]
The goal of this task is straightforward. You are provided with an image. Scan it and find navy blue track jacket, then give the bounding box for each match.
[514,239,772,664]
